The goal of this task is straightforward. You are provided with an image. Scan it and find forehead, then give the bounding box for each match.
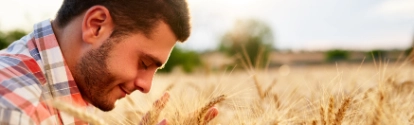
[133,21,177,64]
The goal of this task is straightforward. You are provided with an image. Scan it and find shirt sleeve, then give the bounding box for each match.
[0,55,46,125]
[0,107,35,125]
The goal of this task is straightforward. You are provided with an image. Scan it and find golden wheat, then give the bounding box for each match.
[51,100,107,125]
[53,62,414,125]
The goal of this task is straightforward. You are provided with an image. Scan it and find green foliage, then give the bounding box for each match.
[5,30,27,42]
[406,47,413,56]
[366,50,386,60]
[0,30,27,49]
[158,47,201,73]
[0,32,8,49]
[325,50,349,62]
[219,19,274,69]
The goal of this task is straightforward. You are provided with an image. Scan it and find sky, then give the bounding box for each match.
[0,0,413,51]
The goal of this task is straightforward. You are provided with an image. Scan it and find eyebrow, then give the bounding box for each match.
[142,53,163,68]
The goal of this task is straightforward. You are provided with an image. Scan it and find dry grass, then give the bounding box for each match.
[51,100,107,125]
[54,62,414,125]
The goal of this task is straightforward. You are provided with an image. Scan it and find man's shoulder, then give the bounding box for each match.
[0,34,46,84]
[0,49,46,109]
[0,53,44,79]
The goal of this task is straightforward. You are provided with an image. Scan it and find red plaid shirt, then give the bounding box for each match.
[0,20,95,125]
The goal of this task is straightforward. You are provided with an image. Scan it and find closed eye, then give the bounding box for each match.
[139,52,164,69]
[141,61,148,70]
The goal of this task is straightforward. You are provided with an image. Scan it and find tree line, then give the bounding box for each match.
[1,22,413,73]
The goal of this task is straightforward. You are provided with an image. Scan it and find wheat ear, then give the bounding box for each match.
[371,91,384,125]
[311,120,317,125]
[197,95,226,125]
[320,104,326,125]
[51,100,107,125]
[164,83,175,92]
[328,96,335,125]
[140,92,170,125]
[333,97,351,125]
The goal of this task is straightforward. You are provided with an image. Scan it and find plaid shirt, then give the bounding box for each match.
[0,20,95,125]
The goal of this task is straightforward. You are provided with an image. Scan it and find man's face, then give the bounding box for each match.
[73,22,177,111]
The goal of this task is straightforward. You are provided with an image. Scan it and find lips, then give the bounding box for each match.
[120,86,131,95]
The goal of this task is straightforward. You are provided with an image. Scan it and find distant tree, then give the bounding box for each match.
[405,47,412,56]
[367,49,386,60]
[325,50,349,62]
[219,19,274,69]
[0,30,27,49]
[0,31,8,49]
[157,46,201,73]
[5,30,26,42]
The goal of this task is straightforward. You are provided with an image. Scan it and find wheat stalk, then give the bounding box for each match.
[51,100,107,125]
[264,79,277,97]
[253,75,264,99]
[273,94,281,109]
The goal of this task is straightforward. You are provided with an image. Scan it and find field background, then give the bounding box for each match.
[0,1,413,124]
[98,60,414,125]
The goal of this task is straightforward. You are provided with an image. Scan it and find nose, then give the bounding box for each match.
[134,70,155,93]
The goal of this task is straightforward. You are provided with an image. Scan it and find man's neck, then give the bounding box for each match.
[51,20,63,45]
[50,19,83,76]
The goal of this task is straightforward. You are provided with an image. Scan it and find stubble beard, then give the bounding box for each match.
[74,40,117,111]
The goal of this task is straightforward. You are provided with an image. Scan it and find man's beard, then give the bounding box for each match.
[73,39,118,111]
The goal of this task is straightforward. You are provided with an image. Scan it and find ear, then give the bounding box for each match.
[81,5,114,47]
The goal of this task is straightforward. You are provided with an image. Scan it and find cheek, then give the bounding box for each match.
[106,54,139,81]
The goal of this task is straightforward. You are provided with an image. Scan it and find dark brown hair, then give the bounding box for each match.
[55,0,191,42]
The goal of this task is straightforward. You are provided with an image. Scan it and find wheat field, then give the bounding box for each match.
[54,61,414,125]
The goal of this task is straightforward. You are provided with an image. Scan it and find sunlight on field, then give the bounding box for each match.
[91,61,414,125]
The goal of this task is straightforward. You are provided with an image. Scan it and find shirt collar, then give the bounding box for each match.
[31,20,89,107]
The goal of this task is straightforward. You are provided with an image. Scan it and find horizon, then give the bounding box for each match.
[0,0,413,51]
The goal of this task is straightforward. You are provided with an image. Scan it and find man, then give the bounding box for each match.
[0,0,217,124]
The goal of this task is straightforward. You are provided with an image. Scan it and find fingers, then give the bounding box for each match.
[157,119,168,125]
[204,107,219,122]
